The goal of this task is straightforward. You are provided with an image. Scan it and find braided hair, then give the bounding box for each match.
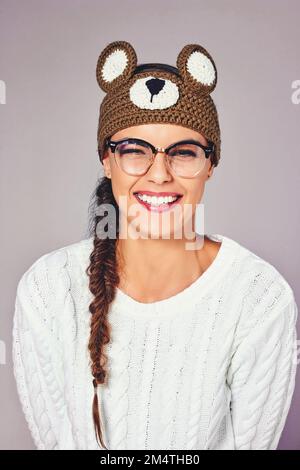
[85,142,120,448]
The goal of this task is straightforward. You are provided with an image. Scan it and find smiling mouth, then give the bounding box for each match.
[133,192,183,212]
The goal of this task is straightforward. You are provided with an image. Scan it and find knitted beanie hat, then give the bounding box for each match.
[96,40,221,167]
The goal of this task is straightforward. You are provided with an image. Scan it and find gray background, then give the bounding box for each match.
[0,0,299,450]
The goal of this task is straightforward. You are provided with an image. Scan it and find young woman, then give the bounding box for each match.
[12,40,298,450]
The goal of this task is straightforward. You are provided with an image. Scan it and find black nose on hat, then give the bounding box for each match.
[145,78,165,102]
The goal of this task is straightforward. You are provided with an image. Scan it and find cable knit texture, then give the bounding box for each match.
[12,233,298,450]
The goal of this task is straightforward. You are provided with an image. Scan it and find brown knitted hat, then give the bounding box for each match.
[96,40,221,167]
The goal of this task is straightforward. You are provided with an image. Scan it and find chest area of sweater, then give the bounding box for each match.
[58,281,241,382]
[58,290,237,446]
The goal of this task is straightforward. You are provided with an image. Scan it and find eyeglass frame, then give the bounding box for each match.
[102,136,215,179]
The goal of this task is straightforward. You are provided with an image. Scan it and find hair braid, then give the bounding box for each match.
[85,175,120,449]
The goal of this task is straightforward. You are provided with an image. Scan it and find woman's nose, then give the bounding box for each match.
[145,151,172,183]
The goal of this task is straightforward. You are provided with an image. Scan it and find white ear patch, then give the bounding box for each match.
[101,48,128,83]
[187,50,216,86]
[129,76,179,109]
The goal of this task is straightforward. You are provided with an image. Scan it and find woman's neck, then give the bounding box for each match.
[115,234,221,303]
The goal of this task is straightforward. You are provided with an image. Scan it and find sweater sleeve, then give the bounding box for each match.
[12,254,66,450]
[226,286,298,450]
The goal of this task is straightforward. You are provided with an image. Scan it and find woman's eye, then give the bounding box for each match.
[121,148,139,154]
[170,150,196,157]
[118,144,147,155]
[121,149,145,155]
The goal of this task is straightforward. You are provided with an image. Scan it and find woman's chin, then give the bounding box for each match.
[126,218,185,240]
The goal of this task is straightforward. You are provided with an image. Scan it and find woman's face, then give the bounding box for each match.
[102,123,214,240]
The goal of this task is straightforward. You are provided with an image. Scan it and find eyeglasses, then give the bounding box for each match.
[103,136,215,178]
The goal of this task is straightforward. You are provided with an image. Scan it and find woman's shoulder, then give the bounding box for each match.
[221,234,298,358]
[222,233,296,306]
[16,237,94,297]
[25,237,93,269]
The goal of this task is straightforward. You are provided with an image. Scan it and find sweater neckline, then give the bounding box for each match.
[111,233,239,320]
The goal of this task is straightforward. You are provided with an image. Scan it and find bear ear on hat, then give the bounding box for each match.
[176,43,217,95]
[96,40,137,93]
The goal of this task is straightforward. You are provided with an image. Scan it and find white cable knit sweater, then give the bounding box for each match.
[12,233,298,450]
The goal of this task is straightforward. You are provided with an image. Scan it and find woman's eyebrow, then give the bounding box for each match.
[115,137,151,144]
[115,136,144,140]
[166,138,204,147]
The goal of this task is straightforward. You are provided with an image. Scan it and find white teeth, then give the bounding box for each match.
[136,193,179,205]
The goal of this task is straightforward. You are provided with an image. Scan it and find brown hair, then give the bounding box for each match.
[85,166,120,449]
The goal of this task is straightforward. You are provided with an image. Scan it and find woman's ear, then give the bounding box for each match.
[102,153,112,179]
[207,163,214,180]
